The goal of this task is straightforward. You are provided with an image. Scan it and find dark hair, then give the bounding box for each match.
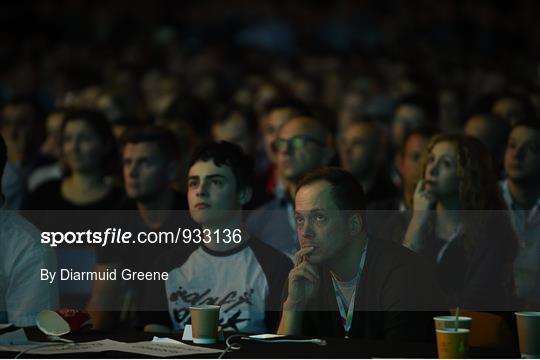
[400,125,439,153]
[163,96,210,135]
[0,134,6,181]
[189,141,254,192]
[213,105,257,134]
[120,126,179,161]
[62,109,114,143]
[297,167,367,216]
[62,109,117,174]
[493,91,537,120]
[261,98,313,119]
[395,94,438,123]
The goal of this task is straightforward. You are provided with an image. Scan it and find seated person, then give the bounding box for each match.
[500,120,540,308]
[403,134,518,310]
[248,115,334,259]
[27,109,122,210]
[87,126,192,330]
[0,134,59,326]
[278,167,444,341]
[145,141,292,333]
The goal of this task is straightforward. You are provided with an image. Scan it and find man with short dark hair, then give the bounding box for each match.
[145,141,292,333]
[369,127,437,243]
[88,126,190,330]
[211,105,257,154]
[0,134,58,326]
[278,167,443,340]
[500,120,540,307]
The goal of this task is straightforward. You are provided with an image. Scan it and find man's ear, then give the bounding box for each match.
[238,186,253,206]
[348,213,363,236]
[167,160,179,182]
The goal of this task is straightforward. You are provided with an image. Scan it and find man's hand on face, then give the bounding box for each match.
[283,246,320,310]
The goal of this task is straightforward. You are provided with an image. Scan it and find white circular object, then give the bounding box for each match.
[36,310,70,336]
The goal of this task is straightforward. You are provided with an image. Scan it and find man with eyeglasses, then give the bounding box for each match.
[247,116,333,258]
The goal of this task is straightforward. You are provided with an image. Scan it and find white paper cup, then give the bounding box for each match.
[434,316,472,330]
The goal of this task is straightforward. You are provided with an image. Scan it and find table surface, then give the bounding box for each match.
[0,327,521,359]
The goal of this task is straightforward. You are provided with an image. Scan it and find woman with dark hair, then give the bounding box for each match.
[28,110,122,210]
[403,134,518,310]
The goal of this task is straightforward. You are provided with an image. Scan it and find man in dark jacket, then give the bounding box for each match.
[278,167,445,341]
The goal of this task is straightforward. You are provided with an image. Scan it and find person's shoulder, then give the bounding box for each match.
[0,210,43,251]
[249,237,292,262]
[368,236,424,268]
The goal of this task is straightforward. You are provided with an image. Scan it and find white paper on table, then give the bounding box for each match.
[152,336,185,345]
[0,338,222,357]
[0,340,129,355]
[122,341,222,357]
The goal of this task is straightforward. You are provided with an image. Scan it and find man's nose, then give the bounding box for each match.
[513,146,526,160]
[300,219,315,240]
[427,162,438,176]
[196,181,209,197]
[127,163,138,178]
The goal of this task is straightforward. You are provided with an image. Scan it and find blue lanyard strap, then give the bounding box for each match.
[330,245,367,338]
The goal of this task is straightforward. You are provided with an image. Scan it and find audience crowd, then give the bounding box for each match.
[1,0,539,347]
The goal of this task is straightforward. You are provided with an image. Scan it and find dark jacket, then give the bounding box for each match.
[284,237,446,341]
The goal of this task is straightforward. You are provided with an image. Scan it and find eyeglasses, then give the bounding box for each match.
[272,135,325,153]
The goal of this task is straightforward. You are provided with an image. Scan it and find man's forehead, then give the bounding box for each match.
[511,126,540,141]
[279,117,323,138]
[295,181,337,211]
[3,104,33,118]
[189,160,233,177]
[123,142,161,156]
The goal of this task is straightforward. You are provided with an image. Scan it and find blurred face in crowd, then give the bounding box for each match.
[464,114,508,171]
[400,133,430,194]
[493,98,526,125]
[63,119,107,174]
[424,141,460,200]
[392,104,426,148]
[295,180,354,265]
[464,115,497,152]
[338,92,364,134]
[274,117,329,183]
[41,111,65,159]
[339,122,382,180]
[212,112,252,153]
[0,104,34,159]
[261,108,292,163]
[505,126,540,184]
[123,142,176,202]
[188,160,248,227]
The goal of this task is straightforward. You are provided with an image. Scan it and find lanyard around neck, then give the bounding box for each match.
[330,245,367,339]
